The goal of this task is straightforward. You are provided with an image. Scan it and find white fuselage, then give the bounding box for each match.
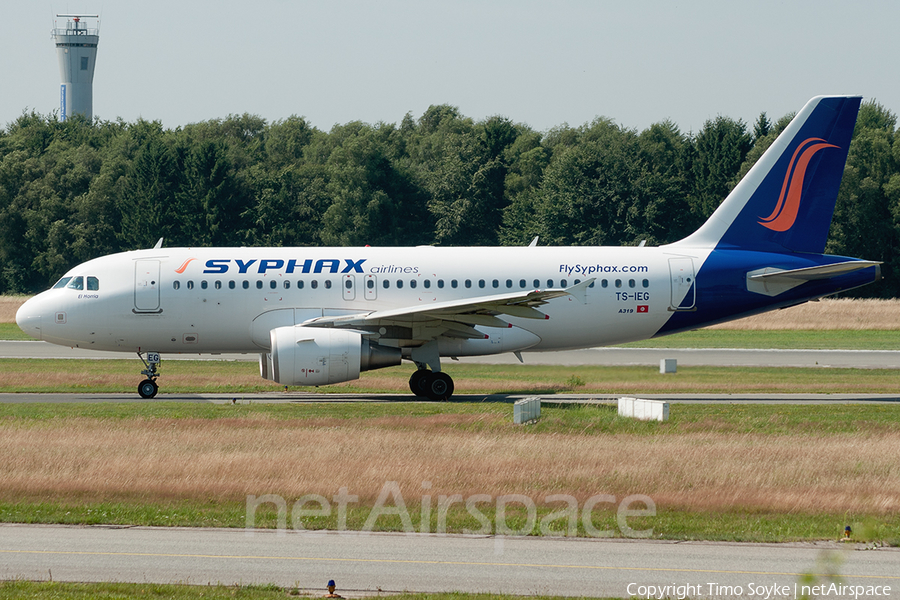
[18,245,708,356]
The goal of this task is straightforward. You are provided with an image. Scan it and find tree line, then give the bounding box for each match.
[1,101,898,296]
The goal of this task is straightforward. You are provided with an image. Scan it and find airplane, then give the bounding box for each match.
[16,95,881,401]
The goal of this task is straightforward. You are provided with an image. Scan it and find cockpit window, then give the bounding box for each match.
[66,276,84,291]
[87,277,99,291]
[53,277,73,289]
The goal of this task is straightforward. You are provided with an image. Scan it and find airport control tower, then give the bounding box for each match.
[52,14,100,121]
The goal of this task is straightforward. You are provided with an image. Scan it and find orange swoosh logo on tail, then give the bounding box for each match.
[175,258,197,274]
[758,137,838,232]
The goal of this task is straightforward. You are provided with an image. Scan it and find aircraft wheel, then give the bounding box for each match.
[409,369,431,397]
[424,372,454,401]
[138,379,159,399]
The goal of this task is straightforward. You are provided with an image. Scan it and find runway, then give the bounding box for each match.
[2,340,900,368]
[1,524,897,597]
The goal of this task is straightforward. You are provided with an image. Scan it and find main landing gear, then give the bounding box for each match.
[137,351,161,399]
[408,369,454,401]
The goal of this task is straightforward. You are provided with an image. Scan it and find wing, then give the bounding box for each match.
[299,278,595,343]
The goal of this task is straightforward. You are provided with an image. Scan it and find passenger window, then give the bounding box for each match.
[229,281,236,289]
[642,279,649,288]
[478,280,486,289]
[547,279,554,288]
[87,277,99,291]
[410,280,417,289]
[629,279,636,288]
[242,281,249,289]
[173,281,180,290]
[533,279,540,288]
[297,280,304,289]
[451,280,458,288]
[201,280,208,290]
[53,277,73,289]
[215,281,222,290]
[324,280,332,289]
[383,280,389,289]
[423,280,431,289]
[492,280,499,288]
[256,281,263,290]
[519,279,526,288]
[397,280,403,289]
[284,281,290,289]
[270,280,277,290]
[506,279,513,288]
[574,279,580,285]
[67,276,84,290]
[560,279,567,287]
[465,280,472,289]
[187,281,194,290]
[601,279,608,288]
[615,279,622,288]
[311,280,318,289]
[437,280,444,289]
[367,279,374,289]
[345,279,353,289]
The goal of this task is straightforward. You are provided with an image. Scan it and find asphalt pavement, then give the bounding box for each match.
[1,524,897,597]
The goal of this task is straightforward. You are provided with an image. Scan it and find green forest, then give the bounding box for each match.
[1,101,898,296]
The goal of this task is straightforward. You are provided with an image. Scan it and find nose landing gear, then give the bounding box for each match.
[137,351,161,399]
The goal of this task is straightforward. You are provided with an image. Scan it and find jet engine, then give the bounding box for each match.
[265,326,401,386]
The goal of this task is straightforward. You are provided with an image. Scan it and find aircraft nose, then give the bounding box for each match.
[15,297,43,340]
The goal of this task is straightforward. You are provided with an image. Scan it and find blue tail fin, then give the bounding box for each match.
[673,95,861,254]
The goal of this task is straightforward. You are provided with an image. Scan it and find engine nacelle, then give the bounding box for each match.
[269,326,400,386]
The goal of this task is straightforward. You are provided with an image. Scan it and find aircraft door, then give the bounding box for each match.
[134,260,161,312]
[342,275,356,301]
[364,275,377,300]
[668,257,696,311]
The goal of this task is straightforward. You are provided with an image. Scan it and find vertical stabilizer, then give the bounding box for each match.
[672,95,861,254]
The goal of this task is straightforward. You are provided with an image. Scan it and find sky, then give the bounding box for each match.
[4,1,900,135]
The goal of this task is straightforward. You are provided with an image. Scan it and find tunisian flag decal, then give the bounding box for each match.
[637,305,649,313]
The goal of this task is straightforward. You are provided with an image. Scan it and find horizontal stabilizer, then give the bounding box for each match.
[747,261,881,296]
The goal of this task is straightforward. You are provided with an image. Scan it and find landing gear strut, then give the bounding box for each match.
[408,341,454,401]
[137,351,161,399]
[408,369,454,401]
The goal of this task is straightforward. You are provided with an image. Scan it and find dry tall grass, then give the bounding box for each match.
[0,296,28,323]
[1,414,896,514]
[709,298,900,330]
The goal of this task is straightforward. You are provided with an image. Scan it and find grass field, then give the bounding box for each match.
[1,401,898,544]
[0,359,899,394]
